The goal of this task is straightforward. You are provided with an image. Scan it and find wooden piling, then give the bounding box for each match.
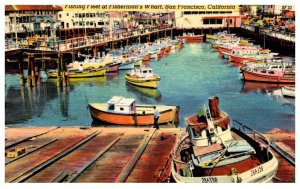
[56,53,61,87]
[18,61,24,86]
[27,55,31,87]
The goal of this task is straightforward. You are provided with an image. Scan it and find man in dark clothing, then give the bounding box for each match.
[153,106,160,129]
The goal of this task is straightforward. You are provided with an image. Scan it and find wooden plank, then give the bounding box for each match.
[73,130,145,182]
[5,139,58,165]
[126,129,179,182]
[5,127,59,149]
[10,131,100,183]
[51,171,70,183]
[271,142,295,166]
[67,137,121,183]
[115,129,156,182]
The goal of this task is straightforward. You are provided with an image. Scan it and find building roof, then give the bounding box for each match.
[5,5,63,12]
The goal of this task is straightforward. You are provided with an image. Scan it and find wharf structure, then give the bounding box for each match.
[5,127,295,183]
[4,5,295,87]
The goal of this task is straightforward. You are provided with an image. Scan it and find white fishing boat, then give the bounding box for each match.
[171,96,279,183]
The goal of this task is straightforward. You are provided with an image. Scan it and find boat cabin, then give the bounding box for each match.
[186,97,232,147]
[106,96,136,114]
[129,67,155,78]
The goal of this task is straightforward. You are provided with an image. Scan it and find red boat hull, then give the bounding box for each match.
[218,46,232,54]
[229,54,252,63]
[107,63,121,72]
[242,70,295,83]
[143,54,151,61]
[158,48,165,56]
[177,35,203,42]
[165,45,172,52]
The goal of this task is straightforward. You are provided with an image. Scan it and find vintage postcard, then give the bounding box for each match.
[4,2,295,183]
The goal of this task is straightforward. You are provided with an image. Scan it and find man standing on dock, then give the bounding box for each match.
[153,106,160,129]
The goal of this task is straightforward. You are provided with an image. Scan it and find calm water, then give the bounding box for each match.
[5,43,295,132]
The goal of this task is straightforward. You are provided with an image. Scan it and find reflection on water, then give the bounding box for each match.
[106,72,119,81]
[47,76,107,86]
[5,77,72,124]
[241,81,286,94]
[126,83,161,102]
[241,81,295,107]
[5,43,295,132]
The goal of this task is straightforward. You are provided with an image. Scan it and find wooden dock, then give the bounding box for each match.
[5,126,180,183]
[5,126,295,183]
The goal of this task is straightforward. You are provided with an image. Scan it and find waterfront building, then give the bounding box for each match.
[5,5,63,37]
[174,5,241,29]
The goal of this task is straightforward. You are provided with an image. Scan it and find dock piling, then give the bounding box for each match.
[18,61,24,86]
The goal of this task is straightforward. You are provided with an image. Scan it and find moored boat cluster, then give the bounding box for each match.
[46,37,184,80]
[210,31,295,97]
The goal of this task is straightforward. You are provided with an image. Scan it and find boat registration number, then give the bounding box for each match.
[251,166,264,177]
[202,177,218,183]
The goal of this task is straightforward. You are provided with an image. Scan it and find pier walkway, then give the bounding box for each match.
[5,126,181,183]
[5,25,174,54]
[241,25,295,42]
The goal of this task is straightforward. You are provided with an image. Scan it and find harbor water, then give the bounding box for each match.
[5,43,295,133]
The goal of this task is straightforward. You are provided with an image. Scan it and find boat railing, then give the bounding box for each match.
[232,120,271,148]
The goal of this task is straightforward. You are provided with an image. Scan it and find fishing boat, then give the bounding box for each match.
[118,54,136,70]
[74,53,121,73]
[171,96,279,183]
[281,86,295,98]
[47,67,107,78]
[177,33,204,42]
[229,49,278,64]
[88,96,179,125]
[241,62,295,83]
[125,67,160,88]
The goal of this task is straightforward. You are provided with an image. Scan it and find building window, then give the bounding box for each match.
[86,13,89,17]
[216,19,222,24]
[75,13,78,18]
[203,19,209,24]
[67,13,69,16]
[203,19,223,25]
[230,19,233,24]
[183,11,191,15]
[210,19,216,24]
[59,14,61,18]
[66,23,69,28]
